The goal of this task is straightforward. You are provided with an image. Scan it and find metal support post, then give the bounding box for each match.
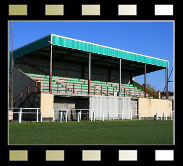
[40,112,42,122]
[73,84,75,94]
[66,112,67,122]
[18,108,22,123]
[77,112,80,122]
[49,42,53,94]
[60,111,62,122]
[65,83,68,94]
[93,112,95,122]
[165,112,167,120]
[27,86,29,96]
[119,59,122,94]
[80,111,82,121]
[53,109,54,122]
[90,110,93,121]
[20,92,22,105]
[165,68,169,99]
[138,112,141,120]
[37,108,39,122]
[88,53,91,95]
[35,81,38,93]
[130,73,133,84]
[144,63,147,98]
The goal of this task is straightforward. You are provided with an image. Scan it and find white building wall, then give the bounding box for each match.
[89,96,132,120]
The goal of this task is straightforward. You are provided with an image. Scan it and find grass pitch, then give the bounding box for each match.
[9,120,173,145]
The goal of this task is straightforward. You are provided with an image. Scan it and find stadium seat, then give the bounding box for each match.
[25,72,146,97]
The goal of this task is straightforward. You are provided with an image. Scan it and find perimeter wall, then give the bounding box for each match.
[138,98,172,118]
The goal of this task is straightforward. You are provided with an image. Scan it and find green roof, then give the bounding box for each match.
[13,34,168,68]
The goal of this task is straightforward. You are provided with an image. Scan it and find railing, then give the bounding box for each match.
[132,80,159,98]
[13,80,39,107]
[9,108,174,123]
[9,108,42,123]
[138,110,174,120]
[54,109,174,122]
[40,81,146,97]
[13,79,160,107]
[54,109,135,122]
[160,92,173,99]
[14,81,41,107]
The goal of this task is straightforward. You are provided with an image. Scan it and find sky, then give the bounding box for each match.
[9,21,174,92]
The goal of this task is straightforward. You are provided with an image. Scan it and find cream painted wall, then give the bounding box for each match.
[138,98,172,118]
[40,93,54,119]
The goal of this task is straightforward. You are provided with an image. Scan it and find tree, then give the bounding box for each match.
[146,84,156,91]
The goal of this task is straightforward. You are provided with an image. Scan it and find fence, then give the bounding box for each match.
[9,108,42,123]
[9,108,174,123]
[138,110,174,120]
[54,109,136,122]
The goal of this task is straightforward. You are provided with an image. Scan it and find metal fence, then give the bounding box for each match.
[53,109,135,122]
[9,108,174,123]
[9,108,42,123]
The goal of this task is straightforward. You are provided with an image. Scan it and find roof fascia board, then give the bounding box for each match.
[51,34,168,68]
[13,34,51,59]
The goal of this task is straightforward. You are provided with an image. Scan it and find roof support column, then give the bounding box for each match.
[49,41,53,94]
[165,67,169,99]
[88,53,91,95]
[130,73,133,84]
[144,63,147,98]
[119,59,122,94]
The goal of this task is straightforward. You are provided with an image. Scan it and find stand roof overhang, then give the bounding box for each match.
[13,34,169,77]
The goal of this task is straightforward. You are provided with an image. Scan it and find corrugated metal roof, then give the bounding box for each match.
[13,33,168,68]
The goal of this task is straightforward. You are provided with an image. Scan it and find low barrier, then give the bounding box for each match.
[9,108,174,123]
[9,108,42,123]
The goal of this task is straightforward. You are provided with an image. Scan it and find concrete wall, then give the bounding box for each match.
[131,98,138,118]
[13,67,34,106]
[138,98,172,118]
[89,96,132,120]
[21,93,41,108]
[53,96,89,121]
[40,93,54,121]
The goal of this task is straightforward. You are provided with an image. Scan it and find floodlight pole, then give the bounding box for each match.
[49,41,53,94]
[10,21,14,109]
[144,63,147,98]
[119,59,122,93]
[165,67,169,99]
[88,53,91,95]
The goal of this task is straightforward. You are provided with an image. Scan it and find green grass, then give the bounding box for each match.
[9,120,173,145]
